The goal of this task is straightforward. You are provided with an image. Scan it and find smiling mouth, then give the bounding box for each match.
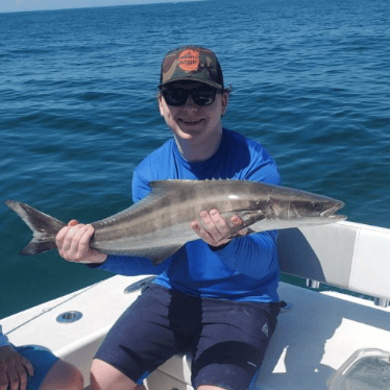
[180,119,204,125]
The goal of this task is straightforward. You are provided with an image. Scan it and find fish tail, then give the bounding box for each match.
[5,200,66,255]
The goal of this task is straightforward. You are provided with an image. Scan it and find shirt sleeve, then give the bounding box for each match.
[0,325,10,347]
[132,169,152,203]
[92,254,171,276]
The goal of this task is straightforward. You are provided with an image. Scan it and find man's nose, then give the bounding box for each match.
[183,93,198,108]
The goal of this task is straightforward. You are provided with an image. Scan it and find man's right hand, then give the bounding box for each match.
[56,220,107,264]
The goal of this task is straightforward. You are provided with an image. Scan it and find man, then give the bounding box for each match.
[0,325,83,390]
[56,45,281,390]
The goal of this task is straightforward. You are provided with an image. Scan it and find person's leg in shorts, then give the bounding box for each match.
[92,284,201,390]
[191,299,279,390]
[16,345,83,390]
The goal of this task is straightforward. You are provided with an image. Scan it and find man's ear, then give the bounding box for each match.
[158,94,165,117]
[221,91,229,117]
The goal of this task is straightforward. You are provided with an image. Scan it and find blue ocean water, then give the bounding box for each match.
[1,0,389,319]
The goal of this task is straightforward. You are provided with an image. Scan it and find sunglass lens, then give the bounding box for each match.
[162,87,218,106]
[192,89,216,106]
[162,89,187,106]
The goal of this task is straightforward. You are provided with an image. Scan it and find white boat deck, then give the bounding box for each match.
[2,275,389,389]
[2,221,390,389]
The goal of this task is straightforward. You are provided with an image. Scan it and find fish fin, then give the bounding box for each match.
[147,244,184,265]
[5,200,66,255]
[225,212,266,239]
[109,244,183,266]
[149,179,199,192]
[226,226,257,239]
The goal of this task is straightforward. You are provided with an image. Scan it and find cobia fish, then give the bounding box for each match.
[5,179,346,264]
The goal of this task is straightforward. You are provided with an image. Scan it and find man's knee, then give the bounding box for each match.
[90,359,145,390]
[39,359,84,390]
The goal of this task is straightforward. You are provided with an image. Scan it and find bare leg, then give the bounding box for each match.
[91,359,146,390]
[38,359,84,390]
[197,387,226,390]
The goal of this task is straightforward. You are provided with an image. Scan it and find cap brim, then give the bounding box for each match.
[159,77,223,90]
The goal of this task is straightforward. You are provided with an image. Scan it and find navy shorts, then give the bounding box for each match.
[15,345,59,390]
[95,284,279,390]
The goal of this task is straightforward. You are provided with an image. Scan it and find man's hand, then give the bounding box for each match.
[56,220,107,264]
[0,345,34,390]
[190,209,248,247]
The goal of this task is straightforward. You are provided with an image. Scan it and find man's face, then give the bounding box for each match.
[158,81,228,146]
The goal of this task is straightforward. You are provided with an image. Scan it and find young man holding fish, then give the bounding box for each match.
[56,46,281,390]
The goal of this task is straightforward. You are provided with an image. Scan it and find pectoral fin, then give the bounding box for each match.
[225,211,266,239]
[148,244,184,265]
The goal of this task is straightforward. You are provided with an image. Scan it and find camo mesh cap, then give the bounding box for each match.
[159,45,224,89]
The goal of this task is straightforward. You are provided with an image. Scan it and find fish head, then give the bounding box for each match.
[264,187,346,225]
[287,196,345,222]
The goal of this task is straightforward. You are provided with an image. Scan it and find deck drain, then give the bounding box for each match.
[56,311,83,323]
[278,300,293,313]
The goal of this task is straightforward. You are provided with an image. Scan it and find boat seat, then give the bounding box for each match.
[278,221,390,301]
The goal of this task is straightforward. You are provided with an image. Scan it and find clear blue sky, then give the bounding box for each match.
[1,0,199,13]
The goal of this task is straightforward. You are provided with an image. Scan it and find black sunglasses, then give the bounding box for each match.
[162,86,221,107]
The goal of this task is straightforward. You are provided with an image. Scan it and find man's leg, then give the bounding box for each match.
[38,359,84,390]
[91,285,194,390]
[197,387,226,390]
[192,300,279,390]
[90,359,146,390]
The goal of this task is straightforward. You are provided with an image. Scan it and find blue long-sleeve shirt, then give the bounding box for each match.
[95,128,281,303]
[0,325,10,347]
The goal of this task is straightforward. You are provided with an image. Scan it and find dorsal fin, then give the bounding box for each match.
[149,179,200,191]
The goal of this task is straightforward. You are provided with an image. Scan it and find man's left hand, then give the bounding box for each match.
[190,209,248,247]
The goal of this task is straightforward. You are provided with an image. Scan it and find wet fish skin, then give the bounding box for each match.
[5,179,346,264]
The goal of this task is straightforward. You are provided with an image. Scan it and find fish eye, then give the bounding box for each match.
[312,202,323,211]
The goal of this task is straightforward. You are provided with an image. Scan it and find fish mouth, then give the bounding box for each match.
[325,214,347,222]
[320,201,346,221]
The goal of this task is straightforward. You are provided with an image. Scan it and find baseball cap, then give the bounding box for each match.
[159,45,224,89]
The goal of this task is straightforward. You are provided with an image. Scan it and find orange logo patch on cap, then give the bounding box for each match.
[178,49,200,72]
